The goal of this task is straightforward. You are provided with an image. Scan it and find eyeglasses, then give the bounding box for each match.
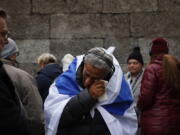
[0,31,10,39]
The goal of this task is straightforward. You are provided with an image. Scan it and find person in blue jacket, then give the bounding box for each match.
[36,53,62,102]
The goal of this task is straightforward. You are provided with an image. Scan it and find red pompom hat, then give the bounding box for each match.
[149,37,169,56]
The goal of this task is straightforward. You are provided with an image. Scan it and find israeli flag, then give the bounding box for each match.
[44,51,137,135]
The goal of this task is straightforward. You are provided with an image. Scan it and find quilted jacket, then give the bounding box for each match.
[138,56,180,135]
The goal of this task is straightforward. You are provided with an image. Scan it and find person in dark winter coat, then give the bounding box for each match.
[125,46,144,107]
[0,9,31,135]
[125,46,144,135]
[137,37,180,135]
[36,53,62,102]
[1,37,44,135]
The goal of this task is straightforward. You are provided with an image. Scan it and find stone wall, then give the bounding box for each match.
[1,0,180,75]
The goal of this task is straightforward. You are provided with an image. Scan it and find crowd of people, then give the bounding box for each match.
[0,8,180,135]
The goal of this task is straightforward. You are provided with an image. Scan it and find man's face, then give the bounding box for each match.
[83,63,106,89]
[127,59,143,76]
[0,18,8,52]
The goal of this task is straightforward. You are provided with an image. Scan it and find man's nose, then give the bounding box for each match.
[130,63,135,67]
[84,77,94,87]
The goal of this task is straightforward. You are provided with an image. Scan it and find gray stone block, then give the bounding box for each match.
[8,15,50,39]
[50,14,102,38]
[0,0,31,14]
[18,63,39,77]
[131,12,180,37]
[50,39,104,61]
[102,14,130,38]
[16,39,50,63]
[120,63,128,73]
[32,0,102,14]
[104,37,138,64]
[138,38,152,63]
[103,0,157,13]
[159,0,180,11]
[166,38,180,60]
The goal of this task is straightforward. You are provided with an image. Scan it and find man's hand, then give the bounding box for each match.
[88,80,106,99]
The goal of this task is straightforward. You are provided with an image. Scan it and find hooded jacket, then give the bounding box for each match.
[36,63,62,102]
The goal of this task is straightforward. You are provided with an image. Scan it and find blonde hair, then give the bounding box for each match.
[37,53,57,66]
[163,54,180,91]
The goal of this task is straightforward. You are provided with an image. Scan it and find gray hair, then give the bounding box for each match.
[84,47,114,75]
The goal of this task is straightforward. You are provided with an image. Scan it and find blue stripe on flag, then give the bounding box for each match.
[103,75,133,115]
[55,58,80,96]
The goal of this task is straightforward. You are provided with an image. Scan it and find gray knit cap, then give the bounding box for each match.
[1,38,19,58]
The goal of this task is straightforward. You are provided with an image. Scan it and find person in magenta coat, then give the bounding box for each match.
[137,37,180,135]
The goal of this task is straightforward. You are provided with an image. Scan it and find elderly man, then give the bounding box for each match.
[125,46,144,107]
[45,47,138,135]
[0,9,31,134]
[0,37,44,135]
[0,9,44,135]
[125,46,144,135]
